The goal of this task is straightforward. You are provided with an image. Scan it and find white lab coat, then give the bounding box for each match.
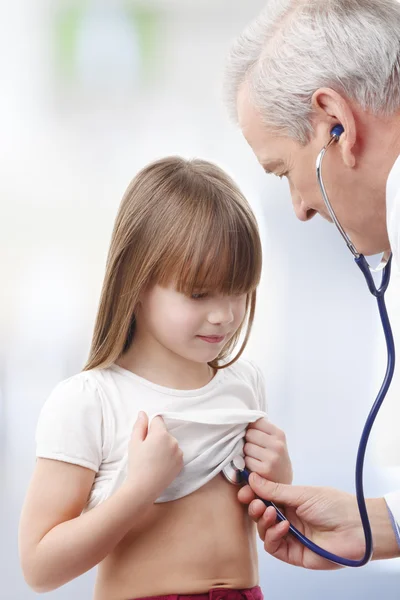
[383,155,400,529]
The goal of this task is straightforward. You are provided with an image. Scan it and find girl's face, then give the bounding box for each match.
[136,282,247,364]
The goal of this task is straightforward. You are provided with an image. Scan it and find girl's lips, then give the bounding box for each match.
[197,335,225,344]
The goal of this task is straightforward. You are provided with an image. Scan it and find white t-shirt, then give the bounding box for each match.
[36,359,267,509]
[385,155,400,529]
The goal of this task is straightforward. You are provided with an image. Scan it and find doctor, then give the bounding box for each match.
[224,0,400,568]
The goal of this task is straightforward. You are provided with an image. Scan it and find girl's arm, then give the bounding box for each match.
[19,458,152,592]
[19,414,183,593]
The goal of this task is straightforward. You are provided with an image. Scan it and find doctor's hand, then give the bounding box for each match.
[244,419,293,485]
[238,474,400,570]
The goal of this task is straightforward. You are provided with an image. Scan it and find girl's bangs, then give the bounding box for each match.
[156,211,261,296]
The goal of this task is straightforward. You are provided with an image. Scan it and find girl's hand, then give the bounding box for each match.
[244,418,293,484]
[126,412,184,502]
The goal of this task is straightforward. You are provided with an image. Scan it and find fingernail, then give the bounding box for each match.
[138,411,145,420]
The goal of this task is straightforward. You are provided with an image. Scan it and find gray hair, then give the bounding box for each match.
[224,0,400,143]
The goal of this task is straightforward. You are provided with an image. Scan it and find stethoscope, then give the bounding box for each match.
[223,124,396,567]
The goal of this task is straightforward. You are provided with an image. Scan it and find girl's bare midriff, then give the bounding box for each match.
[93,474,258,600]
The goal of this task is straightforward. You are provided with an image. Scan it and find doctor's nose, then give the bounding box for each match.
[291,188,317,222]
[294,203,317,222]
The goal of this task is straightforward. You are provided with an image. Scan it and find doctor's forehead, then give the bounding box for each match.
[237,84,262,142]
[236,84,287,167]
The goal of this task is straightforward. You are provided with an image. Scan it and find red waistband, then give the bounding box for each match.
[131,585,263,600]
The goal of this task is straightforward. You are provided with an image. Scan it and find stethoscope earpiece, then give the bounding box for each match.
[330,124,345,138]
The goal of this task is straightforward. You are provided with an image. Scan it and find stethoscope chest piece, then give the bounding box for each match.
[222,455,245,485]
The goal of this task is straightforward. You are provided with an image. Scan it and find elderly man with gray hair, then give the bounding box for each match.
[224,0,400,569]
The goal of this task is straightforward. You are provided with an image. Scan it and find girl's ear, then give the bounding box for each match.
[137,281,152,310]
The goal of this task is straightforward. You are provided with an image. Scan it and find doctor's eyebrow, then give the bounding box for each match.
[261,159,285,175]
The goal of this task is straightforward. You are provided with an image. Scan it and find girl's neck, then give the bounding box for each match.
[116,340,216,391]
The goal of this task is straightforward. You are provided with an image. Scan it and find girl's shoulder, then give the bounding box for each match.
[45,370,103,410]
[36,370,105,472]
[37,370,107,441]
[224,358,267,413]
[224,357,265,386]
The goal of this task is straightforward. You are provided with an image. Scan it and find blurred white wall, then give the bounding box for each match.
[1,1,400,598]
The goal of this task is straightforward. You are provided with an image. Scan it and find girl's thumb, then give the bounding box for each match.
[131,411,148,442]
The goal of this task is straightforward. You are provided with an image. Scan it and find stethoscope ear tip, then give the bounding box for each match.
[330,124,344,138]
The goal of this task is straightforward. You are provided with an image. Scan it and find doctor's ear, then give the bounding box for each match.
[336,126,357,169]
[312,88,357,168]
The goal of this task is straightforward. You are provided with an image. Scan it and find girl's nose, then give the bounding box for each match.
[208,300,234,325]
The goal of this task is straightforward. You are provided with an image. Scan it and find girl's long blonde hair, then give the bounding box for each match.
[84,157,262,372]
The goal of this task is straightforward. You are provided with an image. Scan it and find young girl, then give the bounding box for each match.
[19,157,292,600]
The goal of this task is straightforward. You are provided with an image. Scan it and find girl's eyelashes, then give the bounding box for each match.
[190,291,247,300]
[191,292,208,300]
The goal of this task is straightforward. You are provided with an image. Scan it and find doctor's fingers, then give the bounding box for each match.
[248,498,269,521]
[237,484,256,505]
[262,517,291,557]
[252,503,290,543]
